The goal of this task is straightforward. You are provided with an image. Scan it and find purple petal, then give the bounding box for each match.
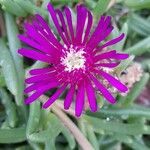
[29,67,54,75]
[97,33,125,51]
[95,62,120,68]
[35,14,63,49]
[96,70,128,92]
[25,82,58,104]
[18,35,46,53]
[64,85,75,110]
[75,5,87,44]
[90,74,116,104]
[85,78,97,112]
[102,16,112,30]
[87,16,112,50]
[18,48,52,63]
[83,11,93,44]
[56,9,71,43]
[32,20,62,58]
[94,50,129,62]
[87,16,105,46]
[64,7,74,42]
[42,84,67,108]
[24,81,58,93]
[92,26,114,49]
[94,50,116,61]
[25,72,56,84]
[24,82,45,93]
[32,20,51,40]
[25,91,43,104]
[24,82,46,93]
[47,3,69,45]
[100,26,114,42]
[24,23,59,55]
[114,53,129,59]
[75,81,85,117]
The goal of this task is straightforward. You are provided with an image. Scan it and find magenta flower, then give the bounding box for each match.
[18,3,129,117]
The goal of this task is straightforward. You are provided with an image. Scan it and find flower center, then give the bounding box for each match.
[61,45,86,72]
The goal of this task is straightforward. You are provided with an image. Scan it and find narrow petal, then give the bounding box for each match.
[29,67,54,75]
[56,9,71,43]
[35,14,50,33]
[100,16,112,31]
[91,26,114,50]
[87,16,104,46]
[64,85,75,110]
[75,5,87,44]
[25,82,58,104]
[25,72,56,84]
[94,50,129,62]
[83,11,93,44]
[96,70,128,92]
[114,53,129,59]
[18,48,52,63]
[24,82,46,93]
[18,35,46,53]
[64,7,74,42]
[24,23,58,55]
[75,81,85,117]
[32,20,62,57]
[85,78,97,112]
[95,50,116,61]
[24,81,58,93]
[47,3,69,45]
[87,16,112,50]
[97,33,125,51]
[42,84,67,108]
[35,14,63,49]
[90,74,116,104]
[95,62,120,68]
[25,91,44,104]
[32,20,51,41]
[99,26,114,43]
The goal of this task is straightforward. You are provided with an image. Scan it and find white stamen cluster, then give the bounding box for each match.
[61,45,86,72]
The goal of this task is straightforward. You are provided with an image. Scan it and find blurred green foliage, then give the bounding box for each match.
[0,0,150,150]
